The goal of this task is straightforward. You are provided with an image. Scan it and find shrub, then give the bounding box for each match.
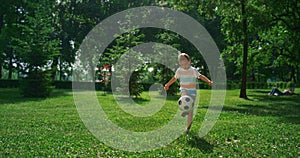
[225,81,297,90]
[287,81,295,88]
[19,71,53,98]
[0,79,19,88]
[95,81,111,92]
[54,81,72,89]
[129,70,144,97]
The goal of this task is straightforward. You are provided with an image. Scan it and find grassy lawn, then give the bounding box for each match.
[0,88,299,157]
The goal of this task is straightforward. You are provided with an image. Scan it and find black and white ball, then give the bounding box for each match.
[178,95,194,112]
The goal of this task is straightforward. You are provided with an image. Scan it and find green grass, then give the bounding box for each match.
[0,88,299,157]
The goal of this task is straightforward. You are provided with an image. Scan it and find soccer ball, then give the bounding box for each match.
[178,95,194,112]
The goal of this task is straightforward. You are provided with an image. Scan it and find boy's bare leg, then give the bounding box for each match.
[187,111,193,128]
[180,91,195,134]
[186,95,195,134]
[184,112,192,134]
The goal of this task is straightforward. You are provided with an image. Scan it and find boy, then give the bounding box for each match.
[164,53,213,134]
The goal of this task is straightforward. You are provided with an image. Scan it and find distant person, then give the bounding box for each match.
[268,87,295,96]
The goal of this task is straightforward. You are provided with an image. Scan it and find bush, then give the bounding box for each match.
[142,83,154,91]
[286,81,295,88]
[129,70,144,97]
[0,79,19,88]
[198,82,210,89]
[2,78,298,92]
[226,81,240,90]
[19,71,53,98]
[225,81,298,90]
[95,82,111,91]
[155,67,179,96]
[54,81,72,89]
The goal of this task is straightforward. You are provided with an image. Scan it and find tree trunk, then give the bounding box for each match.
[59,58,63,80]
[8,55,13,79]
[59,63,63,80]
[297,66,299,83]
[240,0,248,99]
[0,64,2,79]
[90,60,95,82]
[0,15,3,79]
[0,14,3,34]
[290,66,296,83]
[51,56,59,80]
[251,68,255,81]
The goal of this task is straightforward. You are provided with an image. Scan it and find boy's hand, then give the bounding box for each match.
[208,81,213,87]
[164,85,169,91]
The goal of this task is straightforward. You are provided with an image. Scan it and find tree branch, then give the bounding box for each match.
[270,13,300,31]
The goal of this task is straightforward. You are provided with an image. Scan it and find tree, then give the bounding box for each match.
[50,0,106,81]
[102,28,145,97]
[239,0,249,98]
[233,0,300,83]
[195,0,273,98]
[0,0,24,79]
[259,0,300,83]
[12,0,60,97]
[154,31,181,96]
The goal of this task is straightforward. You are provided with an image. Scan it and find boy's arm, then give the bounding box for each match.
[164,77,177,90]
[199,74,213,86]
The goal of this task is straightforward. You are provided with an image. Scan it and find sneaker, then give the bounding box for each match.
[181,111,189,117]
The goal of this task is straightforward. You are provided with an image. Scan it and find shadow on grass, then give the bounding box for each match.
[0,88,71,105]
[221,105,300,124]
[187,133,214,153]
[251,90,270,94]
[132,97,150,104]
[221,91,300,124]
[50,89,72,98]
[114,96,150,105]
[114,94,180,105]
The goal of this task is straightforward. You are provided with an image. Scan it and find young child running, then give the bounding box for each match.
[164,53,213,134]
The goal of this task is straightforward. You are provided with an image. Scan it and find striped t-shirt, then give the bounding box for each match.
[174,67,201,89]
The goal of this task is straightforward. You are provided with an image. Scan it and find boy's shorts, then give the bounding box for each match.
[180,88,197,97]
[180,88,196,116]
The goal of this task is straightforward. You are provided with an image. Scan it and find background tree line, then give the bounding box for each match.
[0,0,299,98]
